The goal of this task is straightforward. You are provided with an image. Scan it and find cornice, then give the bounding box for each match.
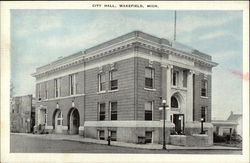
[32,34,218,78]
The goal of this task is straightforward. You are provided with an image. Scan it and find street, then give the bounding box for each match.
[10,134,242,154]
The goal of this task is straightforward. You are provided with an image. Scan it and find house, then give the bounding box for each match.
[10,95,35,133]
[32,31,217,146]
[212,111,242,137]
[227,111,242,136]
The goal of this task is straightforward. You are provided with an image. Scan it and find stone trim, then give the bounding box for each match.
[36,54,213,84]
[33,33,217,79]
[144,88,157,91]
[84,121,175,128]
[45,126,53,130]
[79,126,84,131]
[37,93,85,102]
[62,126,68,130]
[185,122,213,128]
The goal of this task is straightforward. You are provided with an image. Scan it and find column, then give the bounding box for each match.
[161,65,167,99]
[160,64,167,120]
[186,70,194,122]
[166,65,172,122]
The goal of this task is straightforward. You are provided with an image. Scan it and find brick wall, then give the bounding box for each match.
[10,95,33,133]
[84,56,136,121]
[60,75,69,97]
[135,49,162,121]
[193,73,212,122]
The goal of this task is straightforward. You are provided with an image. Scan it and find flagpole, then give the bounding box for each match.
[174,10,177,41]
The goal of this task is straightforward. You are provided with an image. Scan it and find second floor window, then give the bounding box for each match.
[54,78,60,98]
[98,130,105,140]
[201,80,208,97]
[172,70,179,86]
[145,101,153,120]
[171,96,178,108]
[182,70,188,88]
[145,67,154,89]
[69,74,76,95]
[38,84,41,100]
[109,70,118,90]
[99,103,105,121]
[110,102,117,120]
[98,73,105,92]
[45,82,48,99]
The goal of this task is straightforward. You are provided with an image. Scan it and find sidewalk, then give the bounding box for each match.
[12,133,241,150]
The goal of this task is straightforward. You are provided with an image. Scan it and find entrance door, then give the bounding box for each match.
[69,109,80,134]
[55,110,63,134]
[173,114,184,134]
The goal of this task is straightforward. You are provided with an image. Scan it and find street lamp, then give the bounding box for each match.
[159,100,169,150]
[200,118,204,134]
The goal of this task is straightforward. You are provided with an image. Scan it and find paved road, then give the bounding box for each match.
[10,134,242,154]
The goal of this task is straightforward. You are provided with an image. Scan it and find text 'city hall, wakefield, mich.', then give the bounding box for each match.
[32,31,218,146]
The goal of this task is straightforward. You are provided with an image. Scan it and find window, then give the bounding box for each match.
[69,74,76,95]
[57,111,63,125]
[45,82,48,99]
[183,70,188,88]
[145,101,153,120]
[171,96,178,108]
[99,103,105,121]
[145,131,153,143]
[172,70,179,86]
[145,67,154,89]
[38,84,41,100]
[98,130,105,140]
[98,73,105,92]
[44,110,47,124]
[110,102,117,120]
[109,130,117,141]
[109,71,118,90]
[201,80,208,97]
[201,106,207,122]
[16,104,19,113]
[54,78,60,98]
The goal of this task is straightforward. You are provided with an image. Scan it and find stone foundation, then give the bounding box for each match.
[84,120,175,144]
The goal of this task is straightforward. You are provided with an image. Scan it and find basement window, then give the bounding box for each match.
[98,130,105,140]
[145,131,153,143]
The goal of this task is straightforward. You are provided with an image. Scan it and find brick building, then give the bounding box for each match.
[10,95,35,133]
[32,31,217,146]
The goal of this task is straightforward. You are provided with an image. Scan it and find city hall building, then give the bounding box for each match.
[32,31,217,146]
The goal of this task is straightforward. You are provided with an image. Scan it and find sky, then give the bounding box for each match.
[11,10,244,119]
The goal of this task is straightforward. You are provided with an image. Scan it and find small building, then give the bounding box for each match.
[227,111,242,137]
[32,31,218,146]
[10,95,35,133]
[212,111,242,136]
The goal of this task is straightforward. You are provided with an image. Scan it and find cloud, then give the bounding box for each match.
[37,12,175,51]
[14,14,63,37]
[198,31,229,40]
[177,13,240,34]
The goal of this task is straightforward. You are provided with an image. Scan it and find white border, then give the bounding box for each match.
[1,1,249,163]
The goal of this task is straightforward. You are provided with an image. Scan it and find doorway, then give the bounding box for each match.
[54,110,63,134]
[173,114,185,134]
[68,108,80,134]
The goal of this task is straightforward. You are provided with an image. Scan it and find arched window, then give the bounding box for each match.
[171,96,178,108]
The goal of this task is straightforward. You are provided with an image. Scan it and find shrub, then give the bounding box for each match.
[213,132,226,143]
